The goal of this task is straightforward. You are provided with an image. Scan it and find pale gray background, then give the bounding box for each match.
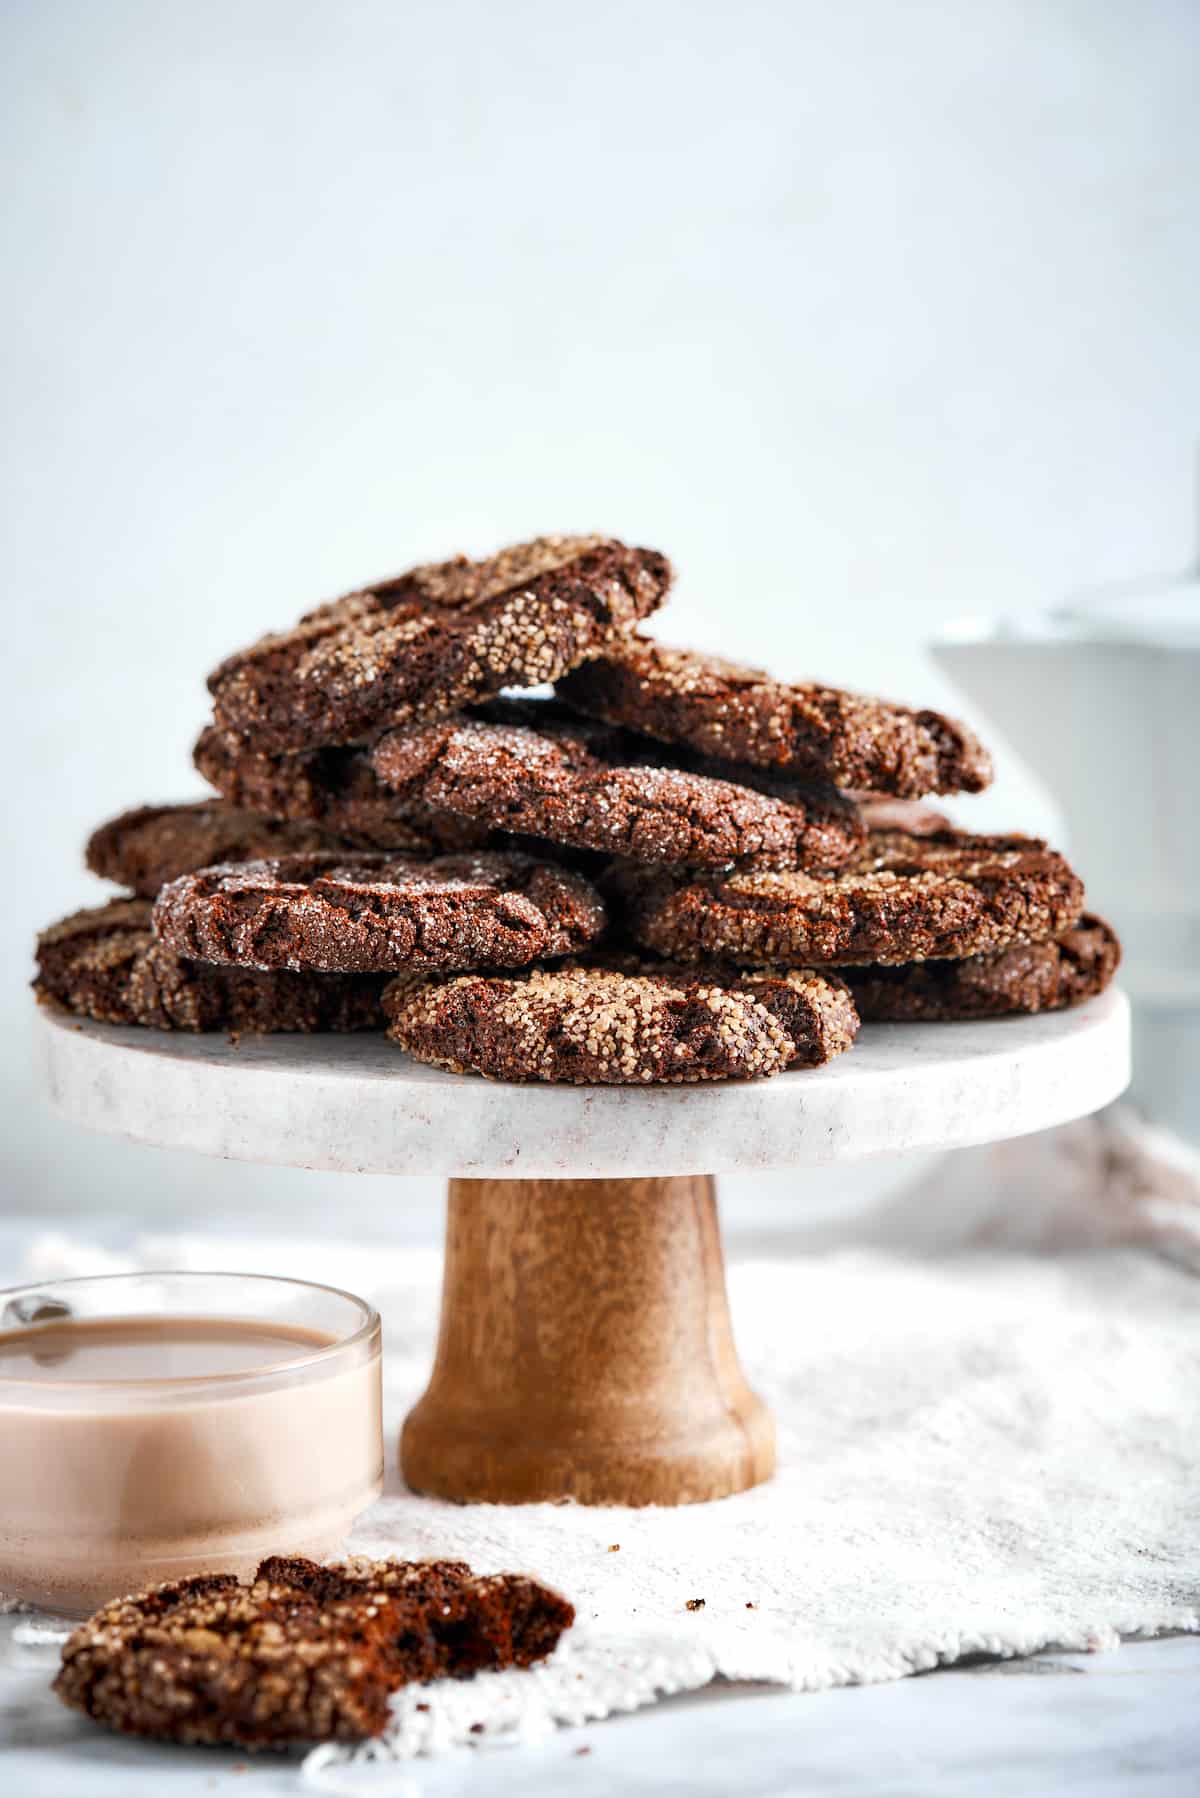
[3,0,1198,1222]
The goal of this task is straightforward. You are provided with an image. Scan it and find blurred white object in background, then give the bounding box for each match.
[933,471,1200,1143]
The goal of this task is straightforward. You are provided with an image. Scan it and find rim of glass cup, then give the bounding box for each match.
[0,1270,381,1400]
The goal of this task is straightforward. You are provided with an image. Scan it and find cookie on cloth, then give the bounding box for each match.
[369,700,863,873]
[847,914,1121,1022]
[152,850,607,974]
[556,637,992,797]
[207,535,672,754]
[85,801,354,898]
[34,900,384,1033]
[194,725,490,852]
[608,828,1084,968]
[383,957,859,1083]
[54,1554,574,1749]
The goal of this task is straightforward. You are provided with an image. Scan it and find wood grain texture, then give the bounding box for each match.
[401,1175,775,1505]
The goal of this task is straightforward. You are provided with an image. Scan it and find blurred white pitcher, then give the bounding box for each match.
[933,572,1200,1142]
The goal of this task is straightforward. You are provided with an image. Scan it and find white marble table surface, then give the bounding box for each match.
[3,1618,1197,1797]
[3,1165,1196,1797]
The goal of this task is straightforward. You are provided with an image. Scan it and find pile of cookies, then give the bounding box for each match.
[35,535,1120,1083]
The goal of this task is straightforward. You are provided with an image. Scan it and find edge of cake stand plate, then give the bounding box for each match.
[34,989,1130,1179]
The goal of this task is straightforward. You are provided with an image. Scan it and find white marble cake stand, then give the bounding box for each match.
[36,993,1130,1508]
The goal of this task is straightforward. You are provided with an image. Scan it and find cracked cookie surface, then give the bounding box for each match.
[370,700,862,872]
[608,828,1084,967]
[557,637,991,797]
[194,725,489,851]
[384,957,859,1083]
[35,900,385,1032]
[152,850,607,973]
[85,801,354,897]
[847,914,1120,1020]
[208,535,671,753]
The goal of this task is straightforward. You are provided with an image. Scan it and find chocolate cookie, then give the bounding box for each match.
[556,638,992,797]
[35,900,384,1032]
[609,828,1084,967]
[194,725,489,852]
[55,1554,574,1749]
[847,915,1121,1021]
[383,957,859,1083]
[208,535,671,753]
[152,850,607,973]
[369,702,863,872]
[85,801,355,898]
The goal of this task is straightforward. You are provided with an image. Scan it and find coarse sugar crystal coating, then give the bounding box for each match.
[194,725,489,852]
[207,535,672,753]
[846,914,1121,1021]
[369,698,863,872]
[152,849,607,974]
[383,956,859,1083]
[556,637,993,797]
[54,1554,574,1749]
[34,899,385,1032]
[607,827,1085,967]
[85,801,356,897]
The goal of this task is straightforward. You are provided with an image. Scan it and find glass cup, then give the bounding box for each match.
[0,1271,383,1615]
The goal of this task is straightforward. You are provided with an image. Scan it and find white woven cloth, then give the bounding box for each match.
[10,1110,1200,1777]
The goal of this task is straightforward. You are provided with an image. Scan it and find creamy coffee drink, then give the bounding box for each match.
[0,1315,334,1379]
[0,1276,383,1615]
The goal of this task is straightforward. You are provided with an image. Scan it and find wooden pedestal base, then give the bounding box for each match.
[401,1175,775,1506]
